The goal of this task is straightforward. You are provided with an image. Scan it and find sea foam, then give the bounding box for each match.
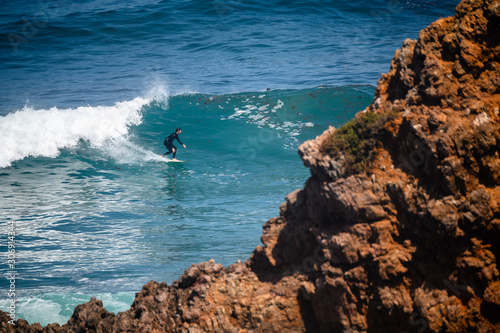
[0,97,150,168]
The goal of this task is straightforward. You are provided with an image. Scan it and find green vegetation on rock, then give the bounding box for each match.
[321,110,397,174]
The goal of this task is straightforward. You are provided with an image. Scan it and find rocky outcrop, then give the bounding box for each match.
[2,0,500,332]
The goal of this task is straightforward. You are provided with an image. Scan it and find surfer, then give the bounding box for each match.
[162,127,186,161]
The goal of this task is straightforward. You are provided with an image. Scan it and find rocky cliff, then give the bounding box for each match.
[2,0,500,331]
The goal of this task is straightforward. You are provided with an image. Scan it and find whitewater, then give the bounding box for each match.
[0,98,150,168]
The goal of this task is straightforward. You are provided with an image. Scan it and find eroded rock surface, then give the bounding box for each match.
[2,0,499,332]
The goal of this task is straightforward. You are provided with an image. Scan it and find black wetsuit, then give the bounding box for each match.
[163,132,183,158]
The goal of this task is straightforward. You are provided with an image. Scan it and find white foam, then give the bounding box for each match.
[100,138,167,165]
[221,98,315,150]
[0,292,134,326]
[248,114,265,121]
[0,97,149,168]
[6,298,66,326]
[271,99,284,113]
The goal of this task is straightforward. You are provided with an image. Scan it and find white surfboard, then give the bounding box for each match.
[160,155,187,163]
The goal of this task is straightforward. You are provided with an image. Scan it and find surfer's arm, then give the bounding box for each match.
[176,136,185,147]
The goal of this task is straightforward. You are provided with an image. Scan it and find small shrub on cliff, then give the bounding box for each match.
[321,110,397,174]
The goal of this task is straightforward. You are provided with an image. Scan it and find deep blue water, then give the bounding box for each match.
[0,0,460,325]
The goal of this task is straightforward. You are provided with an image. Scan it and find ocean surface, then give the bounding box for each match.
[1,0,459,325]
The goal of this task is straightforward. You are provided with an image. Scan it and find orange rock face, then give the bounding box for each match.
[2,0,499,332]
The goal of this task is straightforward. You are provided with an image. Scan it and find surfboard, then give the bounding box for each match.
[159,155,187,163]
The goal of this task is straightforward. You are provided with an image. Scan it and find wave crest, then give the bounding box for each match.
[0,97,149,168]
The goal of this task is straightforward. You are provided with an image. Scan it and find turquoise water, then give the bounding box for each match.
[0,0,460,326]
